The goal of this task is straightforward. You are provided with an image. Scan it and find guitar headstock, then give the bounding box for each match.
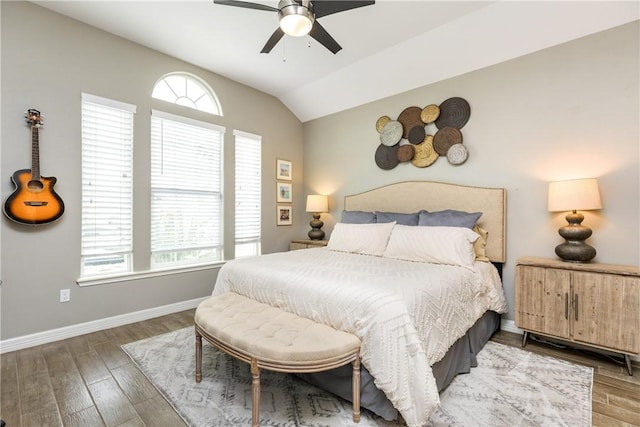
[25,109,43,127]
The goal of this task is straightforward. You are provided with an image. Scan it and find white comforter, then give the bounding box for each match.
[212,248,508,426]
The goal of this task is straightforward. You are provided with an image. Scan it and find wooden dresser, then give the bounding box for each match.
[515,256,640,375]
[289,239,328,251]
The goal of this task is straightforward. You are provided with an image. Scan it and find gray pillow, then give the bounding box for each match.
[418,210,482,229]
[375,211,420,226]
[341,210,376,224]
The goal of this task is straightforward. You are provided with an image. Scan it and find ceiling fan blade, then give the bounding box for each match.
[213,0,278,12]
[309,21,341,54]
[313,0,375,19]
[261,27,285,53]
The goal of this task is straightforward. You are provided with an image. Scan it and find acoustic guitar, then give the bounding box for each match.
[3,109,65,225]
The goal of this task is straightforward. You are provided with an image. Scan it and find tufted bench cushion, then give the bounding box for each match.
[194,292,362,426]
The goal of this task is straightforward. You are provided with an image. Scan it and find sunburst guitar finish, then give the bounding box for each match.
[3,109,65,225]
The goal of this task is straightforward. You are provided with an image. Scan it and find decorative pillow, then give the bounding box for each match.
[418,209,482,229]
[341,210,376,224]
[473,225,490,262]
[375,211,420,226]
[382,225,479,267]
[327,222,396,256]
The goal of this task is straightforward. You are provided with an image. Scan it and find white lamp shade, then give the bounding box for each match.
[548,178,603,212]
[306,195,328,213]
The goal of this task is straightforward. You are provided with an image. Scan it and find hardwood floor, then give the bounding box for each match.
[1,311,639,426]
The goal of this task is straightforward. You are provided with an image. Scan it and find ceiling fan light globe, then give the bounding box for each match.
[278,0,314,37]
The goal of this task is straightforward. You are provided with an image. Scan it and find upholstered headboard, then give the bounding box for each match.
[344,181,506,263]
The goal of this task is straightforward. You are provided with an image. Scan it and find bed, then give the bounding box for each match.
[212,181,508,426]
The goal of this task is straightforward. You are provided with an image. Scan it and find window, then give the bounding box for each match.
[234,131,262,258]
[150,110,225,268]
[81,93,135,277]
[152,73,222,115]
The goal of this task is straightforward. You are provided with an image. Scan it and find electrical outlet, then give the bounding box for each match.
[60,289,70,303]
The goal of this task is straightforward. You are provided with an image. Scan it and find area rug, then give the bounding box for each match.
[122,327,593,427]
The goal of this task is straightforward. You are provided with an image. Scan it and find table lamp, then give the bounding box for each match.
[305,195,328,240]
[548,178,602,262]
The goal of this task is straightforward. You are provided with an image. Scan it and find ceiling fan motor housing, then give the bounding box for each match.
[278,0,315,37]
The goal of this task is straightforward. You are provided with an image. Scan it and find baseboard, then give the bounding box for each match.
[0,296,208,354]
[500,318,523,335]
[499,318,640,365]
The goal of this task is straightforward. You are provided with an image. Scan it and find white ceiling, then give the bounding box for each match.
[33,1,639,122]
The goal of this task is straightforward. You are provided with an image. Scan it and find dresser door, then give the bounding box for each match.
[516,266,571,339]
[572,272,640,353]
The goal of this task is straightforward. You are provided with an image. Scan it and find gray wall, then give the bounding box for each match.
[303,21,640,321]
[0,2,305,340]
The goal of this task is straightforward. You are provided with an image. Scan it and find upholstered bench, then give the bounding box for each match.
[194,292,362,427]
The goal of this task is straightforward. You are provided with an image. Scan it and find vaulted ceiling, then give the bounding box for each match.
[33,1,639,122]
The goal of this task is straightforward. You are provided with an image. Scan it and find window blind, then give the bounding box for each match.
[234,130,262,258]
[150,110,224,267]
[81,93,136,277]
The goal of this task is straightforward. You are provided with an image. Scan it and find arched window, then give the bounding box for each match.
[152,72,222,115]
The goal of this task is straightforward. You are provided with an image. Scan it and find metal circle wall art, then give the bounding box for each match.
[373,97,471,169]
[447,143,469,165]
[379,120,403,146]
[397,144,415,162]
[411,135,438,168]
[435,97,471,129]
[433,127,462,156]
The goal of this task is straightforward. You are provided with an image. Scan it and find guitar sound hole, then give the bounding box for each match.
[27,180,44,191]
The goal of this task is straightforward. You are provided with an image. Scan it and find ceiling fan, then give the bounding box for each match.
[213,0,375,54]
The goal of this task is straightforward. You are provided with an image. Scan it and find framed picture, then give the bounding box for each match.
[277,205,292,226]
[276,159,292,181]
[276,182,292,203]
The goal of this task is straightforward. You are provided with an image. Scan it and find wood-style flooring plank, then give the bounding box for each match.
[160,312,194,331]
[0,352,20,425]
[110,363,158,405]
[62,405,106,427]
[139,317,173,336]
[50,371,95,417]
[75,350,112,385]
[63,334,92,358]
[93,341,133,370]
[114,415,147,427]
[84,329,112,349]
[0,385,22,427]
[16,345,48,379]
[593,401,640,426]
[43,340,80,379]
[88,377,139,427]
[19,371,59,416]
[133,395,189,427]
[594,372,640,396]
[608,393,640,416]
[104,326,138,346]
[593,412,633,427]
[21,407,64,427]
[121,322,156,342]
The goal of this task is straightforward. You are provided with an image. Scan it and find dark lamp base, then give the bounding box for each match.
[308,213,325,240]
[555,242,596,263]
[555,210,596,263]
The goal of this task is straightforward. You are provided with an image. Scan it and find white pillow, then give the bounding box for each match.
[327,221,396,256]
[383,225,479,267]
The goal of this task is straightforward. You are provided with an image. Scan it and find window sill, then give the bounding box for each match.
[77,261,226,287]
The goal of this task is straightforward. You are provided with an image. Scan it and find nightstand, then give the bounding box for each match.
[289,239,328,250]
[515,256,640,375]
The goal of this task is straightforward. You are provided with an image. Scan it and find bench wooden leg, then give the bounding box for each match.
[251,358,260,427]
[195,328,202,383]
[352,355,361,423]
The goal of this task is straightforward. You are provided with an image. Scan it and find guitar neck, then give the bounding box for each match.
[31,126,41,180]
